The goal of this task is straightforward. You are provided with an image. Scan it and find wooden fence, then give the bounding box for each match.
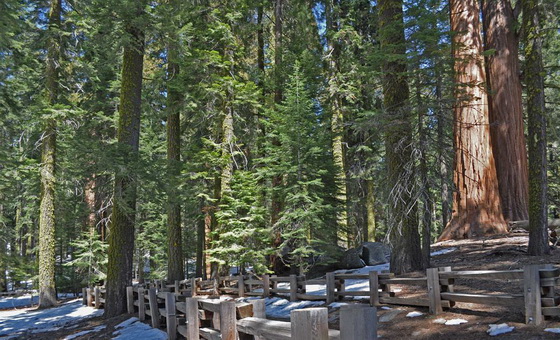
[82,263,560,337]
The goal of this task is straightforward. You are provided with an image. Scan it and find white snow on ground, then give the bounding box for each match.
[430,247,457,256]
[406,311,423,318]
[544,328,560,334]
[264,297,324,319]
[445,319,468,326]
[0,299,102,339]
[0,293,79,310]
[487,323,514,336]
[0,294,39,309]
[112,317,167,340]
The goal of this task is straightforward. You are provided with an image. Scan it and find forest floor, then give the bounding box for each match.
[3,233,560,339]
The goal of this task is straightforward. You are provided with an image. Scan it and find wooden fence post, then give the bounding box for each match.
[250,299,266,318]
[86,288,93,307]
[82,288,87,305]
[427,268,442,315]
[138,287,146,321]
[249,299,266,340]
[326,272,335,304]
[238,275,245,297]
[290,275,298,302]
[191,277,197,296]
[291,307,329,340]
[127,286,134,314]
[185,298,200,340]
[94,287,101,309]
[262,275,270,298]
[369,271,379,306]
[220,301,238,340]
[148,288,160,328]
[340,304,377,340]
[165,292,177,340]
[524,264,543,325]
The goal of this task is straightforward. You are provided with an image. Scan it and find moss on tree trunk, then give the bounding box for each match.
[104,16,144,318]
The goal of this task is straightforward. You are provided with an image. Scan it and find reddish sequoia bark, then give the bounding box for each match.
[439,0,507,240]
[483,0,529,222]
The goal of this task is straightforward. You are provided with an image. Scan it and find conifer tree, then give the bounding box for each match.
[38,0,62,309]
[378,0,423,274]
[104,1,146,317]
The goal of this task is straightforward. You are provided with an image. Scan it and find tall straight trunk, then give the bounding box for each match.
[38,0,61,309]
[366,180,376,242]
[257,3,265,98]
[436,72,450,233]
[416,73,432,268]
[523,0,549,256]
[378,0,422,274]
[104,15,144,318]
[84,175,97,234]
[483,0,529,222]
[326,0,350,248]
[270,0,284,274]
[440,0,507,241]
[166,43,184,282]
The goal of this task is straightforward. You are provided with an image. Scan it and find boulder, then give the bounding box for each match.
[358,242,391,266]
[339,248,366,269]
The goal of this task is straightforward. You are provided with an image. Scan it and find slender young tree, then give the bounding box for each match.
[104,4,145,317]
[378,0,423,274]
[523,0,549,255]
[483,0,529,222]
[38,0,62,309]
[440,0,507,240]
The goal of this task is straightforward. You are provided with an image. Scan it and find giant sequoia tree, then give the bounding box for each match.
[440,0,507,240]
[379,0,422,274]
[104,3,145,318]
[483,0,529,222]
[38,0,61,309]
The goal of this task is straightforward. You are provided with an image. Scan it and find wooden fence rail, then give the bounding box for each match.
[84,263,560,330]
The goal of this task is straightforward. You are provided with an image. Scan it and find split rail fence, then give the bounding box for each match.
[82,263,560,338]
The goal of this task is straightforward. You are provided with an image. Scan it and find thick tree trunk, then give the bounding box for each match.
[440,0,507,241]
[38,0,61,309]
[166,43,184,282]
[104,17,144,318]
[378,0,423,274]
[483,0,529,222]
[523,0,549,256]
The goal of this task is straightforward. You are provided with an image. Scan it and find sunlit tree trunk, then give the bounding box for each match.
[104,11,144,317]
[166,42,184,282]
[38,0,61,309]
[483,0,529,222]
[440,0,507,240]
[523,0,549,256]
[326,0,350,247]
[379,0,423,274]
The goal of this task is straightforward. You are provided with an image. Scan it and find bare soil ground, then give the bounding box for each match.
[7,233,560,339]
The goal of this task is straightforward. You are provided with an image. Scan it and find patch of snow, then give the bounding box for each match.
[63,325,106,340]
[544,328,560,334]
[487,323,514,336]
[445,319,468,325]
[430,247,457,256]
[381,306,392,310]
[112,318,167,340]
[406,311,424,318]
[328,302,348,309]
[0,299,102,338]
[433,318,447,324]
[0,294,39,309]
